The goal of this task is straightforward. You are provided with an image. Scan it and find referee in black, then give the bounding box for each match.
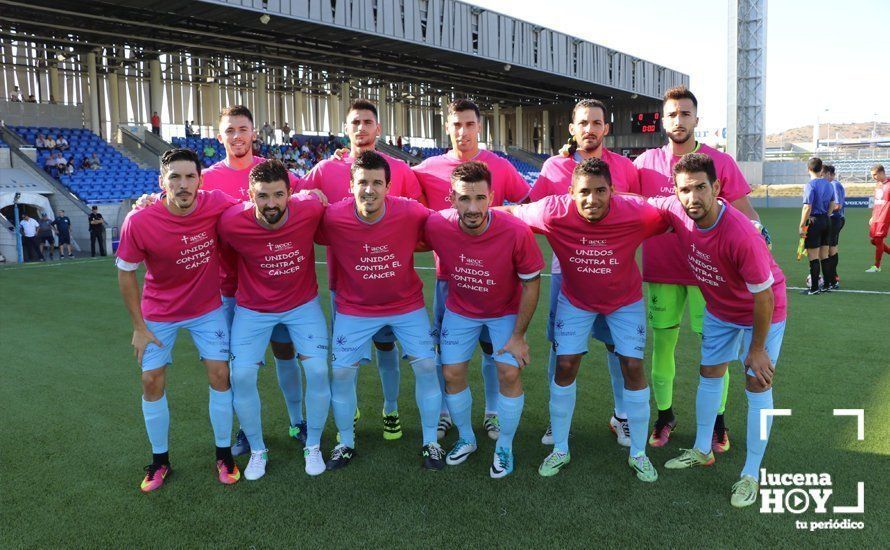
[825,164,844,289]
[799,157,835,294]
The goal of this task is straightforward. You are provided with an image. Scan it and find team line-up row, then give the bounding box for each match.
[118,92,784,510]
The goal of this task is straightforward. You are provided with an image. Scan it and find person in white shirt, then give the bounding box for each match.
[18,212,41,262]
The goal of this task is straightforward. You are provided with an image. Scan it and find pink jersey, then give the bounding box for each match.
[218,195,324,313]
[295,151,423,292]
[296,151,422,204]
[513,194,668,314]
[651,196,787,325]
[870,181,890,225]
[529,148,639,202]
[201,156,301,296]
[413,149,530,211]
[424,209,544,318]
[316,195,431,317]
[202,156,301,201]
[117,190,239,322]
[634,143,752,285]
[529,150,639,275]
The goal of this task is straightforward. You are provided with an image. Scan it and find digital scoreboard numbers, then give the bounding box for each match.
[631,112,661,134]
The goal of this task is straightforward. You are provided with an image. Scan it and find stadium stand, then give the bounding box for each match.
[171,134,339,176]
[491,151,540,185]
[8,126,160,204]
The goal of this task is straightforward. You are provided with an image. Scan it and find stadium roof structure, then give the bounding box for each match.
[0,0,688,109]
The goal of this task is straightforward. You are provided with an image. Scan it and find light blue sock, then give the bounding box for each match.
[436,358,450,416]
[694,376,724,454]
[331,366,359,448]
[496,393,525,451]
[606,351,626,417]
[481,353,500,414]
[301,356,330,447]
[623,387,651,456]
[376,347,400,414]
[547,346,557,382]
[411,357,442,445]
[444,387,475,445]
[208,386,234,448]
[142,393,169,454]
[274,357,303,425]
[231,366,265,450]
[742,389,774,479]
[549,380,577,453]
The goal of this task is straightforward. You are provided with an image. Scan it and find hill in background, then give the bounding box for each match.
[766,121,890,147]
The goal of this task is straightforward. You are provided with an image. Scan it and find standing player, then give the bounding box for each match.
[825,165,844,288]
[297,99,425,440]
[201,105,309,452]
[318,151,443,470]
[503,158,668,482]
[532,98,639,447]
[218,160,330,479]
[799,157,835,293]
[634,85,762,451]
[413,98,531,440]
[866,164,890,272]
[117,148,241,492]
[656,154,786,509]
[425,161,543,478]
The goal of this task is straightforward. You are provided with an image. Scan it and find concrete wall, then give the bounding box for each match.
[0,100,85,129]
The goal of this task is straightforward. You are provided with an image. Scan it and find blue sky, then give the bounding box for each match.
[470,0,889,133]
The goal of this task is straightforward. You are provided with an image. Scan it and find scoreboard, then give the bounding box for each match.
[631,112,661,134]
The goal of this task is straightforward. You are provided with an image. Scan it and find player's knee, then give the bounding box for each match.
[230,363,259,389]
[498,365,520,388]
[554,356,580,386]
[206,361,231,390]
[621,358,646,388]
[443,366,467,392]
[373,340,395,351]
[270,340,295,359]
[409,356,437,377]
[141,369,165,398]
[745,374,771,393]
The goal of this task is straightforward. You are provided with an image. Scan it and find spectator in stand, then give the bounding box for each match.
[53,210,74,259]
[260,121,274,145]
[65,157,76,175]
[35,133,46,149]
[18,212,40,262]
[44,154,58,177]
[49,95,57,104]
[89,152,102,170]
[37,212,56,261]
[281,121,291,142]
[45,135,57,150]
[56,135,69,150]
[9,86,22,102]
[151,111,161,135]
[81,155,93,170]
[88,206,106,257]
[26,94,36,103]
[397,135,403,149]
[202,142,216,163]
[184,120,194,137]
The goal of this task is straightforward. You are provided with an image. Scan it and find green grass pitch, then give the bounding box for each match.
[1,207,887,547]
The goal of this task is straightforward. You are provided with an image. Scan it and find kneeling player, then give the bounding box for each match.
[117,149,241,491]
[655,154,786,508]
[318,151,443,470]
[424,162,543,477]
[219,160,330,479]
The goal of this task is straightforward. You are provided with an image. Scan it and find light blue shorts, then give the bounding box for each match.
[332,307,436,368]
[230,297,330,368]
[440,308,519,368]
[700,310,785,371]
[329,290,395,344]
[547,273,613,346]
[221,295,236,330]
[553,293,646,359]
[433,279,491,345]
[142,305,230,372]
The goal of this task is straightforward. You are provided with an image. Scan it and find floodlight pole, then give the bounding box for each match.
[13,191,23,263]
